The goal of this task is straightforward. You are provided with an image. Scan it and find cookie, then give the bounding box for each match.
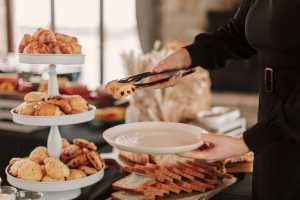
[17,160,43,181]
[67,169,86,180]
[87,151,103,170]
[44,157,70,180]
[45,96,72,114]
[60,145,82,162]
[73,138,97,151]
[67,154,88,168]
[62,138,71,148]
[79,166,98,175]
[24,92,48,103]
[29,146,49,164]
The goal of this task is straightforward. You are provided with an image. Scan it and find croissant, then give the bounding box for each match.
[55,32,77,43]
[23,41,52,54]
[32,28,56,44]
[18,34,33,53]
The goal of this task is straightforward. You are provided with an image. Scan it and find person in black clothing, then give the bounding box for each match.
[152,0,300,199]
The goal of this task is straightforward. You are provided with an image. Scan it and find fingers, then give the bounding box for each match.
[153,72,183,89]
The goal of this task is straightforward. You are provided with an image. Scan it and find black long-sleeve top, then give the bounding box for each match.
[185,0,300,155]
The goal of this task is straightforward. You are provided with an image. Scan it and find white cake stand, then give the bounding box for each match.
[7,54,104,200]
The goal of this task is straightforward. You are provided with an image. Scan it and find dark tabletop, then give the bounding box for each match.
[0,122,252,200]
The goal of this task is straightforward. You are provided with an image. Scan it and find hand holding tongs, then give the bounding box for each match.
[118,67,196,88]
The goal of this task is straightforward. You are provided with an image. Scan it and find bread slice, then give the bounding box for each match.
[112,173,155,193]
[225,162,253,173]
[111,191,144,200]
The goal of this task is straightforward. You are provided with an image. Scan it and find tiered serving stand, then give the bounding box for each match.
[6,54,103,200]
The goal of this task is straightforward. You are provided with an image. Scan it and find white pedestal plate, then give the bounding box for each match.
[7,54,103,200]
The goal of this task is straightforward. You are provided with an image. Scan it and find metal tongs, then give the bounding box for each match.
[118,67,196,88]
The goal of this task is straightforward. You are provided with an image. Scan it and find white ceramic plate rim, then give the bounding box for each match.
[18,53,85,65]
[6,167,104,192]
[11,105,96,126]
[103,122,207,154]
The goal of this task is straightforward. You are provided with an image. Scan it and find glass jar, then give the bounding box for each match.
[16,191,43,200]
[0,186,18,200]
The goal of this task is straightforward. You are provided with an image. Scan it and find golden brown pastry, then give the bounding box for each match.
[9,157,22,166]
[24,92,48,103]
[64,95,88,114]
[79,166,98,175]
[41,176,58,182]
[23,41,52,54]
[44,157,70,180]
[67,169,86,180]
[17,160,43,181]
[87,151,103,170]
[34,102,62,116]
[15,102,36,115]
[73,138,97,151]
[67,154,88,168]
[45,96,72,114]
[55,32,78,43]
[32,28,56,44]
[104,80,136,99]
[18,34,33,53]
[60,144,82,162]
[9,159,27,177]
[52,40,73,54]
[29,146,49,164]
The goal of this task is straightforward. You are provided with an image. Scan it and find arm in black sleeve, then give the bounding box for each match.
[244,88,300,154]
[185,0,257,70]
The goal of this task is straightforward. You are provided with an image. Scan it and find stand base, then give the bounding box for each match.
[43,189,81,200]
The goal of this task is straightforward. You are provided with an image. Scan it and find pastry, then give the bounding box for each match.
[55,32,78,43]
[23,41,52,54]
[105,80,136,99]
[41,176,59,182]
[67,169,86,180]
[32,28,56,44]
[9,157,22,166]
[29,146,49,164]
[87,151,103,170]
[62,138,71,148]
[15,102,36,115]
[44,157,70,180]
[9,159,27,177]
[45,96,72,114]
[73,138,97,151]
[67,154,88,168]
[64,95,88,114]
[52,40,73,54]
[24,92,48,103]
[60,145,82,162]
[79,166,98,175]
[17,160,43,181]
[34,102,62,116]
[18,34,32,53]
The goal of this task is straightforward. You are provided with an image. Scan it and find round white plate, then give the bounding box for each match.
[11,105,96,126]
[103,122,206,154]
[18,53,85,65]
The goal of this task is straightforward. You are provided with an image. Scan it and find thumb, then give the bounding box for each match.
[152,60,170,73]
[179,149,215,160]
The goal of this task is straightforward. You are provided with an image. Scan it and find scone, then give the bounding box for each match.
[24,92,48,103]
[67,169,86,180]
[44,157,70,180]
[17,160,43,181]
[105,80,136,99]
[29,146,49,164]
[73,138,97,151]
[15,102,36,115]
[64,95,88,114]
[34,102,62,116]
[9,159,28,177]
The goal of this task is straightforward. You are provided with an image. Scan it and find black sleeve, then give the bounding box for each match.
[184,0,257,70]
[244,87,300,154]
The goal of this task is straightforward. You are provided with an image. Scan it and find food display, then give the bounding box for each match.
[15,91,89,116]
[112,152,233,200]
[95,107,125,121]
[19,28,82,54]
[7,138,104,182]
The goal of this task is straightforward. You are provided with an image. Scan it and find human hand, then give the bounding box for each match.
[150,48,192,89]
[180,134,250,162]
